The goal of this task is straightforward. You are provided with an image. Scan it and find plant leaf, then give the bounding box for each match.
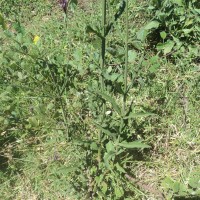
[115,187,124,198]
[188,171,200,189]
[0,14,6,30]
[86,25,103,39]
[118,141,150,149]
[124,112,156,119]
[97,91,121,115]
[149,64,160,73]
[157,40,175,55]
[172,0,183,6]
[101,181,108,194]
[144,21,160,30]
[160,31,167,40]
[104,152,115,170]
[128,50,137,63]
[161,177,175,189]
[106,141,115,153]
[94,123,116,137]
[115,163,126,173]
[178,183,188,196]
[90,142,98,150]
[136,28,148,41]
[172,181,180,193]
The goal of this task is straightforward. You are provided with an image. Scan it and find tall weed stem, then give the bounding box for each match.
[98,0,107,163]
[123,0,128,114]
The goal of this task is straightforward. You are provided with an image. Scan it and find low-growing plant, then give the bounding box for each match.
[162,168,200,199]
[142,0,200,60]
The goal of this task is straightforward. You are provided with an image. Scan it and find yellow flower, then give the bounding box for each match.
[33,35,40,44]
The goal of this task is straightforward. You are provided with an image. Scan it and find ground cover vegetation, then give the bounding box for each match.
[0,0,200,199]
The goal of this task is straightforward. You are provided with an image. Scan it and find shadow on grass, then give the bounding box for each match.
[0,155,8,172]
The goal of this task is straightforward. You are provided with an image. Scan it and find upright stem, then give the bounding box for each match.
[101,0,106,94]
[98,0,106,163]
[123,0,128,114]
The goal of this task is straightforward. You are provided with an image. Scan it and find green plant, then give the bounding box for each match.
[162,168,200,199]
[143,0,200,59]
[72,0,153,199]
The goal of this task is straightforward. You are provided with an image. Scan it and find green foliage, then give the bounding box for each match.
[146,0,200,58]
[71,1,152,198]
[162,168,200,199]
[0,13,6,30]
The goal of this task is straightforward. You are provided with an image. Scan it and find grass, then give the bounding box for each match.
[0,0,200,199]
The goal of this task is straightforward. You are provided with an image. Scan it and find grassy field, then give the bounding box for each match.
[0,0,200,199]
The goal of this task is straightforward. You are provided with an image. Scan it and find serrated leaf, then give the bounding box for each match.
[118,141,150,149]
[86,25,103,39]
[106,141,115,153]
[97,91,121,115]
[149,63,160,73]
[136,28,148,41]
[150,55,159,63]
[104,73,122,82]
[157,40,175,55]
[115,163,126,173]
[144,21,160,30]
[13,22,25,34]
[128,50,137,63]
[163,40,175,55]
[132,40,142,50]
